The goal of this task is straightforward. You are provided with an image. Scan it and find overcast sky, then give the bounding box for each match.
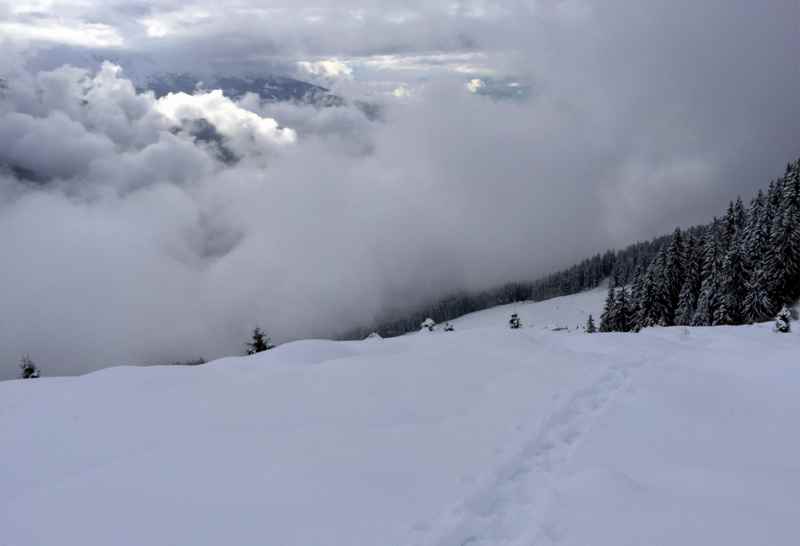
[1,1,799,378]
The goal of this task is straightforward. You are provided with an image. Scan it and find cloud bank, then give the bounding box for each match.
[0,0,798,378]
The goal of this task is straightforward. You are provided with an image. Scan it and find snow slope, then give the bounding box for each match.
[449,284,607,331]
[1,291,798,546]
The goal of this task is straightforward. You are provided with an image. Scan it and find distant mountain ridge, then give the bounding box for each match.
[142,72,382,120]
[143,72,345,107]
[17,47,348,108]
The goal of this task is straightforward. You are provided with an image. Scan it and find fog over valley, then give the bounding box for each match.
[1,0,798,377]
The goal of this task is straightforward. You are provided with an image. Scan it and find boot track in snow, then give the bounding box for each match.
[408,356,646,546]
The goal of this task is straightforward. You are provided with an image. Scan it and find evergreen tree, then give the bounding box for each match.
[509,313,521,329]
[675,279,696,326]
[19,355,40,379]
[586,314,596,333]
[635,257,661,329]
[599,282,617,332]
[775,305,792,333]
[675,234,702,325]
[721,201,738,250]
[628,264,645,331]
[693,221,723,325]
[743,190,768,266]
[733,196,748,233]
[246,327,274,354]
[659,228,685,325]
[615,287,633,332]
[420,318,436,332]
[742,266,773,323]
[716,238,747,325]
[766,162,800,307]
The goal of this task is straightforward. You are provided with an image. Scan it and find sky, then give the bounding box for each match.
[1,0,799,378]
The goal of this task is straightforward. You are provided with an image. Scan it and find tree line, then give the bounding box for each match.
[343,241,671,339]
[600,158,800,332]
[346,157,800,339]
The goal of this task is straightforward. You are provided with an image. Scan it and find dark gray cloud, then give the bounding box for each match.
[0,1,798,378]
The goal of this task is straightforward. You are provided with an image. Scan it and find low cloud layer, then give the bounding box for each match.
[1,1,798,378]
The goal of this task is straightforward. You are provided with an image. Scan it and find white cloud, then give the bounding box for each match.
[392,85,412,98]
[155,90,297,157]
[0,19,123,48]
[297,59,353,80]
[466,78,485,93]
[139,7,213,38]
[358,52,491,74]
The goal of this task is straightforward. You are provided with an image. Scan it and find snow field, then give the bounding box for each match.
[2,288,798,546]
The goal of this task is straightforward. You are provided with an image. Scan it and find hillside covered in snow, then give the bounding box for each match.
[448,284,607,332]
[2,290,799,546]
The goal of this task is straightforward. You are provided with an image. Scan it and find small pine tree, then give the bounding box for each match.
[19,355,40,379]
[443,322,455,332]
[509,313,521,329]
[420,318,436,332]
[246,327,274,354]
[775,305,792,333]
[586,314,596,333]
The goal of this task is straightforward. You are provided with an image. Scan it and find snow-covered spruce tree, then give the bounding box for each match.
[614,287,634,332]
[675,234,703,325]
[716,237,747,325]
[775,305,792,333]
[675,279,696,326]
[443,322,455,332]
[659,228,686,326]
[734,196,748,234]
[599,282,617,332]
[720,201,739,252]
[420,318,436,332]
[693,221,723,326]
[742,266,773,323]
[628,264,645,320]
[766,163,800,308]
[246,327,274,354]
[647,249,670,326]
[778,205,800,303]
[634,258,661,330]
[748,192,771,254]
[714,207,738,325]
[19,355,40,379]
[743,190,769,269]
[586,314,596,333]
[509,314,521,329]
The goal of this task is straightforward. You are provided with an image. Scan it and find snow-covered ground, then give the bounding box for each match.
[449,285,607,332]
[2,291,798,546]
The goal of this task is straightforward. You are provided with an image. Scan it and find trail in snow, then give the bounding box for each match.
[409,351,645,546]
